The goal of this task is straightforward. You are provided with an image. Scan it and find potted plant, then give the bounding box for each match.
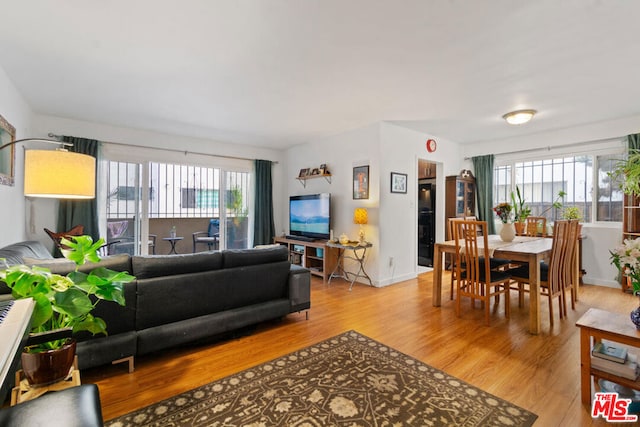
[0,235,135,385]
[493,202,515,242]
[510,185,531,234]
[561,206,582,221]
[609,149,640,195]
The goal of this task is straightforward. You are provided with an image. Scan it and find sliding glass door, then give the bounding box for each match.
[103,158,252,254]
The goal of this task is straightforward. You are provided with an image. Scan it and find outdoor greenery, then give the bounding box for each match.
[510,185,531,223]
[610,149,640,196]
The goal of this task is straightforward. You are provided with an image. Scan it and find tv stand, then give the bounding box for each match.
[274,237,339,283]
[284,235,316,242]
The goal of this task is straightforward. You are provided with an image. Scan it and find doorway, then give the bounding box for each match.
[418,159,437,267]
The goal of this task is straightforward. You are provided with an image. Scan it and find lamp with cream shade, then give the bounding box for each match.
[353,208,368,244]
[0,138,96,199]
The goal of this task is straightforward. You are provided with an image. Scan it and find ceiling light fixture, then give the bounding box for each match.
[502,109,537,125]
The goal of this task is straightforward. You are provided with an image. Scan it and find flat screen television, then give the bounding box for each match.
[289,193,331,240]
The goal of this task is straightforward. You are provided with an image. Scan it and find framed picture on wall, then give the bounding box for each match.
[390,172,407,194]
[353,165,369,199]
[0,114,16,186]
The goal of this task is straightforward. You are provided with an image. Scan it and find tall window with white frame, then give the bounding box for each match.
[493,149,624,225]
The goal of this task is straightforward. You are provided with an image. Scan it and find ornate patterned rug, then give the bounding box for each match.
[106,331,537,426]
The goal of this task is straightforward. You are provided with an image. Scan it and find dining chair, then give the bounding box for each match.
[452,219,511,326]
[525,216,547,237]
[509,220,579,325]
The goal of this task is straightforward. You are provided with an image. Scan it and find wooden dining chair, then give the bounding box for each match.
[525,216,547,237]
[509,220,579,325]
[452,219,511,326]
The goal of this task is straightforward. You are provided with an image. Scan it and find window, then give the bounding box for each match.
[494,147,624,223]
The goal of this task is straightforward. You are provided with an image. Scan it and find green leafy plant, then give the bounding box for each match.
[540,190,567,217]
[0,235,135,352]
[510,185,531,223]
[609,149,640,196]
[561,206,582,221]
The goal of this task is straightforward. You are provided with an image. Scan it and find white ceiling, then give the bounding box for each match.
[1,1,639,150]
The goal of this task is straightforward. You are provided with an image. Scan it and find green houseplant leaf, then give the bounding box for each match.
[0,235,136,352]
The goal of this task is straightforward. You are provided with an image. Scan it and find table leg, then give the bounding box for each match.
[580,329,592,406]
[432,244,443,306]
[348,247,373,291]
[529,254,541,334]
[328,249,345,285]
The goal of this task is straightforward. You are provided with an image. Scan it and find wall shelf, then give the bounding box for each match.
[296,173,332,188]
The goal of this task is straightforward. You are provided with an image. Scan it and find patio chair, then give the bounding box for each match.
[193,219,220,252]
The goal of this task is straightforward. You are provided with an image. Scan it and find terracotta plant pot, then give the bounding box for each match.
[21,339,76,386]
[514,222,526,235]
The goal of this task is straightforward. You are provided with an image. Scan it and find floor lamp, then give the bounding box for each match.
[0,138,95,199]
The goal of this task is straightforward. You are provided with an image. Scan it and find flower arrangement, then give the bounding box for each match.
[610,238,640,295]
[493,202,513,224]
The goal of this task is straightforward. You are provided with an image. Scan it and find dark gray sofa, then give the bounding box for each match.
[0,241,310,370]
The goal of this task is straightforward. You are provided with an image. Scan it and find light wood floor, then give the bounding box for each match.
[83,272,639,426]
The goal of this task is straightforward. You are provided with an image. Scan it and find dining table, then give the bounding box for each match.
[432,235,553,335]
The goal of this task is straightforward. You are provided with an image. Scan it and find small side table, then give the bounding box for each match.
[576,308,640,407]
[326,241,373,291]
[163,236,183,254]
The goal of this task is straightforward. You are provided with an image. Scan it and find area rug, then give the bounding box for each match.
[106,331,537,426]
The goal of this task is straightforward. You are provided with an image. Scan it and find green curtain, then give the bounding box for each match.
[471,154,495,234]
[253,159,275,246]
[56,136,100,253]
[629,133,640,152]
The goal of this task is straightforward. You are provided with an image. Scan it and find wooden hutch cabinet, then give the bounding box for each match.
[445,171,476,239]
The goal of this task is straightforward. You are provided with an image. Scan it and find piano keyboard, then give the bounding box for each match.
[0,298,34,403]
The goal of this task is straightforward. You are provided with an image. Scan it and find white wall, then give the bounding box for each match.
[286,124,382,283]
[462,115,639,286]
[378,122,462,285]
[285,122,465,287]
[0,65,34,247]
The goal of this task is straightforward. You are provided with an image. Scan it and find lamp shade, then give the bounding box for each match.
[24,150,96,198]
[353,208,368,225]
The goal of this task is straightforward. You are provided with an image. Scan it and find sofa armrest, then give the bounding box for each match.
[288,264,310,314]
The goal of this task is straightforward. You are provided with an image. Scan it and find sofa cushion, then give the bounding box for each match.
[23,254,132,276]
[0,240,53,266]
[132,251,223,279]
[222,246,288,269]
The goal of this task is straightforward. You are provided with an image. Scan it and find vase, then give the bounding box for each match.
[631,306,640,330]
[21,338,76,386]
[499,222,516,242]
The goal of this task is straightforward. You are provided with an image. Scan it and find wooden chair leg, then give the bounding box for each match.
[504,281,510,319]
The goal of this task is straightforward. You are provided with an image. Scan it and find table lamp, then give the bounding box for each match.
[353,208,368,243]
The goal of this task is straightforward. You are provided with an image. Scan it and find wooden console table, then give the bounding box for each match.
[273,237,339,283]
[576,308,640,407]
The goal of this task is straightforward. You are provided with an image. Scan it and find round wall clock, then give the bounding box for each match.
[426,139,437,153]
